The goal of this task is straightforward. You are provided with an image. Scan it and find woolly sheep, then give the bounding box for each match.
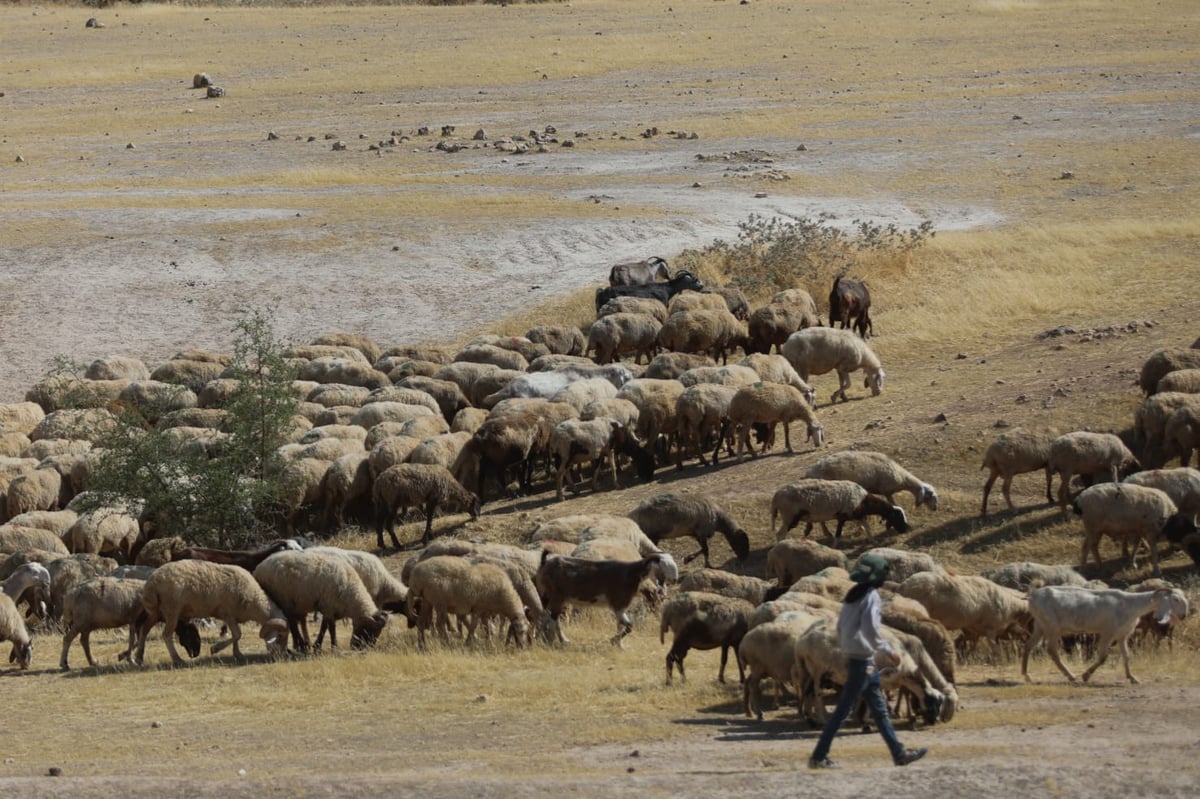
[369,436,423,479]
[59,576,202,670]
[771,479,908,542]
[979,428,1058,515]
[678,364,761,389]
[46,553,118,618]
[1139,348,1200,395]
[551,378,620,413]
[676,569,781,606]
[853,548,945,584]
[300,423,369,446]
[0,401,47,435]
[747,302,821,355]
[406,555,529,649]
[455,343,529,373]
[321,452,372,533]
[350,401,436,431]
[29,408,118,442]
[805,450,939,511]
[384,359,444,381]
[467,368,525,408]
[64,507,141,560]
[408,431,473,472]
[1136,393,1200,468]
[736,353,816,406]
[482,364,632,406]
[23,438,92,461]
[149,360,225,394]
[299,358,390,390]
[467,334,550,364]
[660,591,755,684]
[311,332,382,365]
[1155,368,1200,395]
[674,383,737,468]
[579,398,640,430]
[587,313,662,365]
[896,571,1030,655]
[433,361,501,403]
[373,463,480,548]
[5,468,63,518]
[396,376,471,422]
[0,432,30,459]
[525,325,587,357]
[1072,482,1190,576]
[982,561,1090,592]
[279,457,331,534]
[725,383,824,461]
[466,411,552,502]
[667,290,728,316]
[254,550,390,652]
[0,524,71,556]
[527,513,627,544]
[657,308,747,365]
[451,407,490,435]
[0,592,33,670]
[380,344,451,365]
[528,354,595,372]
[1022,585,1187,684]
[790,568,855,600]
[134,559,289,665]
[1048,431,1141,516]
[134,536,188,567]
[597,296,670,324]
[628,493,750,567]
[1163,405,1200,468]
[1123,467,1200,520]
[765,539,848,586]
[781,327,885,403]
[289,344,371,365]
[739,610,828,719]
[615,378,684,462]
[0,548,64,581]
[643,352,716,381]
[550,419,632,501]
[308,383,372,408]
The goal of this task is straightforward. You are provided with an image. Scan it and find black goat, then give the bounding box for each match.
[594,271,704,313]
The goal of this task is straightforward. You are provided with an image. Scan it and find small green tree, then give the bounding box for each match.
[80,307,300,549]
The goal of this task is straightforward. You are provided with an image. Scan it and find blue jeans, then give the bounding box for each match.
[811,657,905,762]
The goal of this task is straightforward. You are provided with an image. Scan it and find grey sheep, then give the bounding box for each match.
[1072,482,1190,576]
[525,325,587,357]
[628,492,750,567]
[254,550,390,652]
[597,296,670,324]
[373,463,480,548]
[1047,431,1141,514]
[1155,368,1200,395]
[771,479,909,541]
[980,428,1058,515]
[643,352,716,380]
[321,452,372,534]
[350,401,436,431]
[406,555,529,649]
[0,592,33,670]
[396,376,471,422]
[667,290,729,316]
[982,561,1091,592]
[781,326,885,404]
[134,559,289,665]
[747,301,821,355]
[675,383,738,468]
[1123,467,1200,520]
[1136,392,1200,468]
[660,591,755,684]
[657,308,747,365]
[764,538,848,586]
[46,553,117,618]
[311,332,383,365]
[1138,348,1200,395]
[1164,404,1200,468]
[676,568,781,606]
[805,450,939,511]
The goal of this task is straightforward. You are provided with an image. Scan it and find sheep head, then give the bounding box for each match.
[11,640,33,670]
[866,369,885,396]
[351,610,391,650]
[807,422,824,448]
[725,529,751,561]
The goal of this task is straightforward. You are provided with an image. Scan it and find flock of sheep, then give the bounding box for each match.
[0,256,1197,733]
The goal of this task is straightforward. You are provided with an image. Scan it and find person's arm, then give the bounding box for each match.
[862,591,900,665]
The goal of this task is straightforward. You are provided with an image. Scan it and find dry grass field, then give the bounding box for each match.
[2,1,1200,796]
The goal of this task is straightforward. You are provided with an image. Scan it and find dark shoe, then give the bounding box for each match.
[894,747,928,767]
[808,757,840,770]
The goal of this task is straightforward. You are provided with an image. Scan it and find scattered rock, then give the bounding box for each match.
[796,143,807,151]
[441,125,456,136]
[15,155,24,163]
[206,86,225,99]
[237,768,247,777]
[126,143,135,150]
[266,131,279,141]
[993,419,1012,428]
[1058,170,1075,180]
[331,140,346,151]
[475,694,489,703]
[933,413,948,423]
[85,18,104,29]
[1015,394,1030,404]
[956,353,968,359]
[192,72,211,89]
[151,721,163,729]
[473,129,487,141]
[47,767,62,777]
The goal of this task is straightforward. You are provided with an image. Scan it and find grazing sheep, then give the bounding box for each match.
[46,553,118,618]
[586,313,662,365]
[0,524,71,556]
[896,571,1030,656]
[170,539,304,572]
[765,539,848,586]
[451,407,490,435]
[299,358,390,390]
[408,432,473,474]
[0,593,33,670]
[660,591,755,684]
[678,363,761,389]
[528,354,595,372]
[307,383,372,408]
[321,452,372,534]
[0,548,64,581]
[311,332,382,365]
[349,401,436,431]
[597,296,670,324]
[628,493,750,567]
[551,419,637,501]
[740,610,828,719]
[368,436,423,479]
[1048,431,1141,514]
[254,550,390,652]
[0,401,47,435]
[771,479,909,542]
[1163,405,1200,468]
[1136,393,1200,468]
[674,383,738,468]
[134,536,187,567]
[1022,586,1187,684]
[134,559,289,666]
[982,562,1090,592]
[551,377,620,413]
[1072,482,1192,576]
[737,354,816,406]
[579,397,640,430]
[644,352,716,381]
[615,378,684,465]
[980,428,1058,515]
[536,550,678,646]
[279,457,331,534]
[380,344,451,365]
[880,600,957,688]
[456,343,530,373]
[781,327,885,404]
[657,308,747,365]
[466,411,551,503]
[289,345,371,365]
[805,451,939,511]
[747,302,821,355]
[2,561,51,619]
[1123,467,1200,520]
[64,507,141,561]
[676,569,782,606]
[668,291,730,316]
[5,468,63,518]
[406,556,529,649]
[1155,368,1200,395]
[150,360,225,394]
[466,334,549,365]
[59,576,202,670]
[1138,348,1200,395]
[395,376,470,423]
[0,432,30,458]
[373,463,480,548]
[854,548,946,584]
[789,567,855,601]
[482,364,632,406]
[725,382,824,461]
[525,325,587,357]
[713,286,751,321]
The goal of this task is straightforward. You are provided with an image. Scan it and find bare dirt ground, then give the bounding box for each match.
[2,2,1199,797]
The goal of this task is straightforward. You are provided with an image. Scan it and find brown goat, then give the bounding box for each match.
[170,539,302,572]
[535,551,678,647]
[828,276,873,338]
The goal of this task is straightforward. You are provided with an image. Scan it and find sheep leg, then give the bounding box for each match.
[1020,625,1043,682]
[133,611,159,666]
[744,672,758,718]
[736,425,753,462]
[980,471,999,516]
[162,616,185,666]
[422,501,437,545]
[59,627,79,671]
[782,421,793,454]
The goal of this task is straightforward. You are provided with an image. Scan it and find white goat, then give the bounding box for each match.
[1021,586,1188,684]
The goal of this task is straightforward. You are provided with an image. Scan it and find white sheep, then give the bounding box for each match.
[406,555,529,649]
[481,364,633,407]
[0,592,33,670]
[597,296,670,323]
[1139,348,1200,395]
[321,452,372,534]
[805,450,939,511]
[525,325,587,357]
[896,571,1030,657]
[550,418,632,501]
[64,506,142,560]
[615,378,684,464]
[5,509,78,538]
[1123,467,1200,520]
[674,383,738,468]
[781,327,885,404]
[628,493,751,567]
[677,364,761,389]
[770,479,909,542]
[0,523,71,556]
[675,568,779,606]
[1021,585,1188,684]
[657,308,747,365]
[1048,431,1141,514]
[737,353,816,406]
[643,352,715,381]
[980,428,1058,515]
[2,561,50,620]
[1072,482,1187,576]
[550,377,620,414]
[5,467,62,518]
[134,559,289,666]
[739,610,828,720]
[587,313,662,365]
[349,401,436,430]
[726,382,824,461]
[659,591,755,684]
[578,516,663,557]
[253,550,390,652]
[1155,368,1200,395]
